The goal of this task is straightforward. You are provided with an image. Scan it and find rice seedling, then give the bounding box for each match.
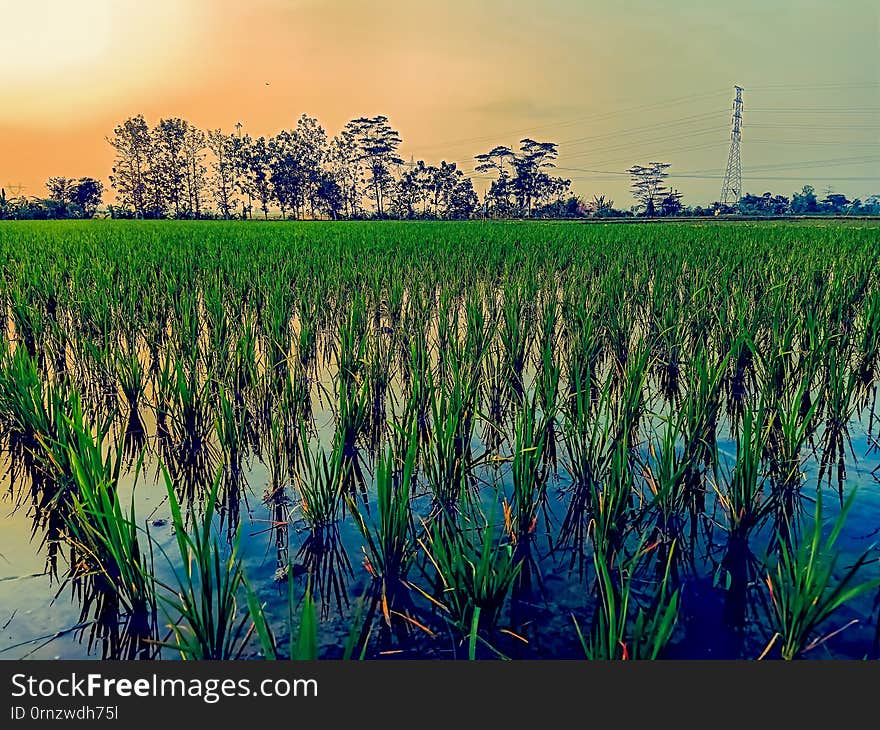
[7,386,156,658]
[558,374,616,572]
[816,346,860,495]
[294,427,348,530]
[639,414,692,563]
[418,515,522,655]
[423,362,479,524]
[764,375,819,545]
[505,395,551,593]
[293,428,353,615]
[574,537,680,660]
[499,283,530,400]
[715,401,776,540]
[154,469,261,660]
[764,491,880,660]
[347,418,419,625]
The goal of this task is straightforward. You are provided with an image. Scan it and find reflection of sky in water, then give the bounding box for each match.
[1,383,878,659]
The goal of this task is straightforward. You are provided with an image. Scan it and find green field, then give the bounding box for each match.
[0,219,878,660]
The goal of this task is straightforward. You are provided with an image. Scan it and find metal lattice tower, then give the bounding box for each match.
[720,85,744,206]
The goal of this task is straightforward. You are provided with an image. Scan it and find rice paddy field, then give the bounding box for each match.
[0,219,879,661]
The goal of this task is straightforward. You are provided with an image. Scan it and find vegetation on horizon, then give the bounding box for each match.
[2,112,878,221]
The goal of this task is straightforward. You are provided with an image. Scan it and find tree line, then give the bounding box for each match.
[0,177,103,220]
[100,114,580,220]
[1,112,878,219]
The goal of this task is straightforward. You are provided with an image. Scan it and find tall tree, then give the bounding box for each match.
[292,114,327,218]
[350,115,403,217]
[429,161,478,219]
[143,126,166,218]
[510,138,560,216]
[314,171,343,220]
[181,123,207,218]
[659,188,684,217]
[627,162,671,216]
[821,192,850,214]
[207,128,238,219]
[474,145,515,217]
[154,118,188,218]
[231,128,255,219]
[440,168,478,219]
[589,194,614,217]
[474,145,515,177]
[268,130,297,219]
[108,114,152,217]
[326,125,363,218]
[248,136,273,219]
[391,164,423,219]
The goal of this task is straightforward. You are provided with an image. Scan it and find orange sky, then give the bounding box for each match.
[1,0,878,205]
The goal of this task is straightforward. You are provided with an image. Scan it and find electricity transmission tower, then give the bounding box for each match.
[720,85,743,206]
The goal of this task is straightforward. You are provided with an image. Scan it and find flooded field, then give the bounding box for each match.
[0,219,878,660]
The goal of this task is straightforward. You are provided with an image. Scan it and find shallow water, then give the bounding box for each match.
[2,397,878,660]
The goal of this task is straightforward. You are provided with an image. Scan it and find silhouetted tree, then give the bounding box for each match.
[207,128,238,219]
[821,193,850,214]
[863,194,880,215]
[791,185,819,214]
[154,118,189,218]
[267,129,297,219]
[433,161,478,219]
[108,115,151,217]
[229,125,254,218]
[474,145,515,218]
[45,176,103,217]
[391,164,422,218]
[628,161,671,216]
[589,194,614,217]
[293,115,327,218]
[182,123,207,218]
[350,116,403,217]
[73,178,103,217]
[246,136,273,219]
[660,188,684,216]
[738,192,789,216]
[267,116,329,220]
[315,171,344,220]
[510,138,560,216]
[46,176,76,205]
[327,124,363,218]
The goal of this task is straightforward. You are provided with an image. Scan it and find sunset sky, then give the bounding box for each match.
[1,0,878,205]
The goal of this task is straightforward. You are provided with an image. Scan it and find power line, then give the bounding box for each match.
[560,128,727,163]
[749,123,880,129]
[748,107,880,113]
[687,154,880,176]
[555,110,728,147]
[408,89,731,154]
[748,139,880,146]
[558,173,880,182]
[746,81,880,91]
